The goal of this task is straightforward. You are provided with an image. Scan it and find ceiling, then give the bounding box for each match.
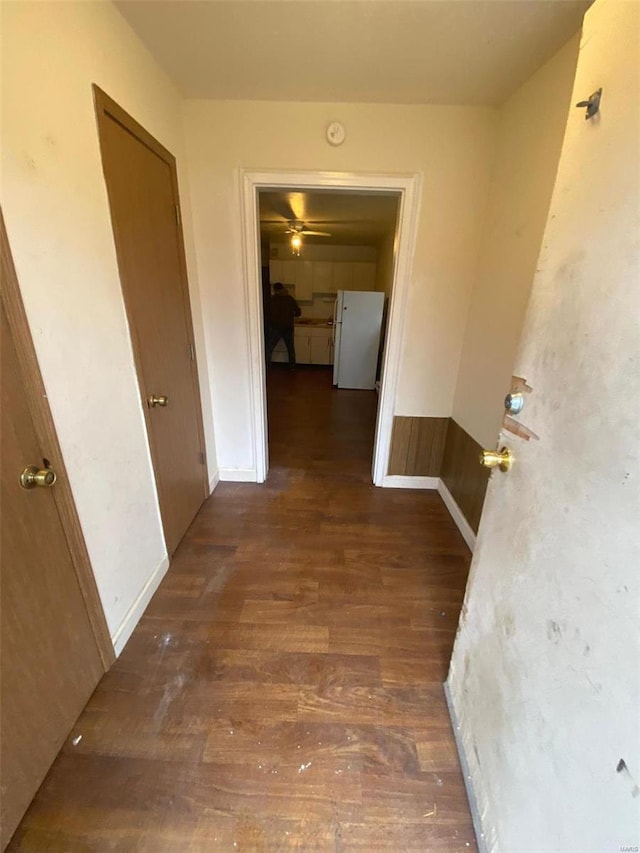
[259,190,400,247]
[116,0,590,106]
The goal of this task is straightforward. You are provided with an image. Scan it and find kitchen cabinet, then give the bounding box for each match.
[309,328,334,365]
[272,325,334,365]
[279,260,297,288]
[269,259,283,283]
[270,259,313,301]
[295,261,314,300]
[294,327,312,363]
[270,338,288,363]
[270,258,378,299]
[312,262,334,293]
[271,327,310,364]
[332,262,353,292]
[352,262,377,290]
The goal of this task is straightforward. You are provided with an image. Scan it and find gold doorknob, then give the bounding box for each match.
[479,447,513,472]
[20,465,57,490]
[148,395,168,408]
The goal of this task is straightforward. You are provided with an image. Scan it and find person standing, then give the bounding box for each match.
[266,282,301,368]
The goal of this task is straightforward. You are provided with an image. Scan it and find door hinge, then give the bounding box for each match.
[199,451,205,465]
[189,342,195,360]
[175,205,181,227]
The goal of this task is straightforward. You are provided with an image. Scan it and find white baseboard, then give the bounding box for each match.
[111,554,170,657]
[219,467,258,482]
[381,475,439,489]
[437,479,476,552]
[444,682,489,853]
[209,469,220,494]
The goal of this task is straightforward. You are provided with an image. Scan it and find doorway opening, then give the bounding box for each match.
[240,170,422,485]
[260,188,399,479]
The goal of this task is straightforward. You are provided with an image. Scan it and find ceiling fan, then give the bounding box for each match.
[285,220,332,238]
[285,220,332,256]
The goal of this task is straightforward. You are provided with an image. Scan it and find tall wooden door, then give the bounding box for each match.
[1,227,110,849]
[447,2,639,850]
[94,88,208,555]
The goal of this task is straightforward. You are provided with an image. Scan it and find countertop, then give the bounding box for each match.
[295,318,333,327]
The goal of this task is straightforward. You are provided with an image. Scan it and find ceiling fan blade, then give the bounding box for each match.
[301,230,332,237]
[262,199,297,222]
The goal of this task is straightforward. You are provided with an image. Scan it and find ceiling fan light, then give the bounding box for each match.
[290,233,302,255]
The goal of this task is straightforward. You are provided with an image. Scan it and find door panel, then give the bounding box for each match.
[1,304,105,849]
[447,3,640,849]
[95,89,207,554]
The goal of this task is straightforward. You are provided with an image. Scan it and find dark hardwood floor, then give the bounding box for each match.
[9,366,476,851]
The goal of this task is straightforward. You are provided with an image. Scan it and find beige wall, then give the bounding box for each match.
[452,33,580,448]
[1,1,216,653]
[375,228,397,297]
[2,0,581,657]
[183,100,495,475]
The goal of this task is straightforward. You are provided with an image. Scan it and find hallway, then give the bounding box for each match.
[10,368,476,851]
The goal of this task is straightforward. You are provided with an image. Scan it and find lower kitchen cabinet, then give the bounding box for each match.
[270,327,311,364]
[309,331,333,365]
[294,328,312,363]
[271,326,333,365]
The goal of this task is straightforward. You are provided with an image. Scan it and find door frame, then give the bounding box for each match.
[240,169,422,484]
[93,86,209,550]
[0,210,114,669]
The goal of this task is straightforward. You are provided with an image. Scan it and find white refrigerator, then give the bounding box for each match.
[332,290,385,390]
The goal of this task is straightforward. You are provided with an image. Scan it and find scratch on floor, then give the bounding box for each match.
[153,672,186,726]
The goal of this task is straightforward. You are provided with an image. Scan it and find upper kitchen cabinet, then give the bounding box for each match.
[332,262,353,292]
[312,262,334,293]
[269,250,379,298]
[269,259,283,283]
[296,261,314,301]
[352,262,377,290]
[270,259,313,301]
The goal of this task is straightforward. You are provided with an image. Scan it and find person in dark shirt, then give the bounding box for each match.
[266,282,301,368]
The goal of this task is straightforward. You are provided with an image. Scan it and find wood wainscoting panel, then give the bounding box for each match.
[387,416,448,477]
[440,420,490,534]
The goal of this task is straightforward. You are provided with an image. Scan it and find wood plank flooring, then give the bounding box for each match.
[8,366,476,852]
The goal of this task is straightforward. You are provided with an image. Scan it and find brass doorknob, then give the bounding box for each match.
[20,465,57,490]
[479,447,513,472]
[148,395,168,408]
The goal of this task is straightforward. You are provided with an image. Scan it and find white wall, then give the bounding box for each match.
[183,101,495,475]
[448,2,640,850]
[452,34,580,448]
[2,2,216,652]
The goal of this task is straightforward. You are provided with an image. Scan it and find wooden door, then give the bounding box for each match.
[447,3,639,849]
[1,245,109,847]
[94,88,208,554]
